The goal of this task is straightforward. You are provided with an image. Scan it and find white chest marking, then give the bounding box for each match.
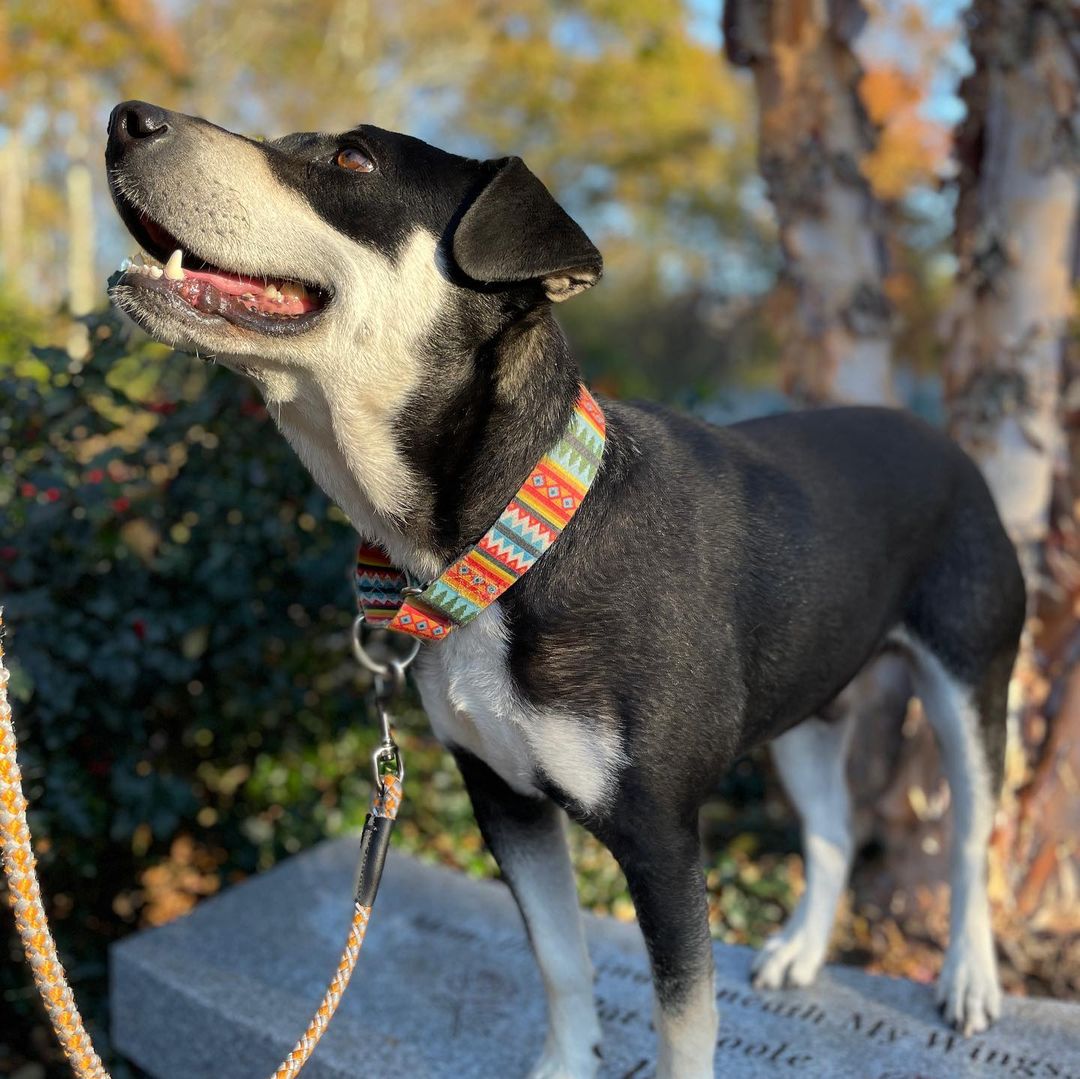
[412,605,628,811]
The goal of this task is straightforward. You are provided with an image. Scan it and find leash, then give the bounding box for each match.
[270,615,411,1079]
[0,612,107,1076]
[0,607,411,1078]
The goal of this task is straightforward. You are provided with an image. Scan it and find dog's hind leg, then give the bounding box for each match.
[904,633,1009,1036]
[453,749,602,1079]
[752,709,855,990]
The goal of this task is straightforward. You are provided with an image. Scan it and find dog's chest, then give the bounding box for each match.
[410,605,626,810]
[412,605,542,796]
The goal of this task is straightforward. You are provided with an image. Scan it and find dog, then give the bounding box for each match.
[105,100,1025,1079]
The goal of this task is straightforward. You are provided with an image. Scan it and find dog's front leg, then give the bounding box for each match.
[454,749,602,1079]
[598,809,717,1079]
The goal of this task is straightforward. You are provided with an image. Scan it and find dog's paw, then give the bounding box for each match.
[526,1051,599,1079]
[936,936,1002,1036]
[750,925,827,990]
[527,1036,601,1079]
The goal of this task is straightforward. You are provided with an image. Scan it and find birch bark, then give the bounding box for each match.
[724,0,895,404]
[945,0,1080,930]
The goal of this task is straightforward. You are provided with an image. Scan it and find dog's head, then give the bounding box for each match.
[105,102,601,554]
[106,101,600,361]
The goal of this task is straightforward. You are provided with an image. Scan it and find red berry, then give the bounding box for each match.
[112,496,131,513]
[20,483,36,498]
[133,618,147,641]
[86,469,104,484]
[45,487,61,502]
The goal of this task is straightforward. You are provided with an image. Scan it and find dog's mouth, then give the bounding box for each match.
[110,190,332,335]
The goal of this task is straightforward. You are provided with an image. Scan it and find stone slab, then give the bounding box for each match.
[110,838,1080,1078]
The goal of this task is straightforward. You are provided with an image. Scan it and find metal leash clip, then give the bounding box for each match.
[371,698,405,789]
[351,613,419,790]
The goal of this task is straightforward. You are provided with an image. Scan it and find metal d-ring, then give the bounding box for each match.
[352,614,415,788]
[351,613,421,682]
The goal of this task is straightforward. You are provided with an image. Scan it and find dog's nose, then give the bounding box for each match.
[107,101,171,153]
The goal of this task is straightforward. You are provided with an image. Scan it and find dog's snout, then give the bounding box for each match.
[107,101,171,156]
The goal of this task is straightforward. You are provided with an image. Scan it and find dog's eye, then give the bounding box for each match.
[336,148,375,173]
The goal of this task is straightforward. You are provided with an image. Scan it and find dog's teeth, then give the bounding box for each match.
[119,257,133,272]
[280,282,307,302]
[149,265,163,278]
[164,249,184,280]
[264,285,284,302]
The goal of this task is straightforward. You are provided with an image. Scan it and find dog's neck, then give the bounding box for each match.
[267,305,582,580]
[409,307,583,562]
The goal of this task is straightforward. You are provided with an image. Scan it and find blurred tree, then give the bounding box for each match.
[717,0,1080,990]
[2,1,765,399]
[0,0,188,308]
[857,2,956,389]
[173,0,767,395]
[723,0,896,404]
[432,0,767,396]
[858,3,952,204]
[0,128,27,288]
[193,0,767,400]
[440,2,757,256]
[945,0,1080,938]
[720,0,930,933]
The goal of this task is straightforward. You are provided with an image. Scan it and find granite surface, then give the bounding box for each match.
[110,837,1080,1078]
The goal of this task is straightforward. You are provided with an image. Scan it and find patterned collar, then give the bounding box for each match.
[354,385,606,641]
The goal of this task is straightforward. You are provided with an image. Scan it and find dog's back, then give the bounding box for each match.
[719,405,1024,744]
[535,401,1024,760]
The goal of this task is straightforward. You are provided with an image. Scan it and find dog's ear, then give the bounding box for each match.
[452,157,602,303]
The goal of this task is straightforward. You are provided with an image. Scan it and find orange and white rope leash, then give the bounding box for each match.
[0,609,405,1078]
[0,616,108,1077]
[271,770,402,1079]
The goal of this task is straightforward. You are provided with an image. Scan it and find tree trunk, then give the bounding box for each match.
[945,0,1080,942]
[724,0,895,404]
[721,1,1080,986]
[724,0,923,905]
[64,157,94,318]
[0,130,26,289]
[63,75,95,358]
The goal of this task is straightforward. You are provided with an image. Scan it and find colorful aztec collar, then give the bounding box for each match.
[354,385,606,642]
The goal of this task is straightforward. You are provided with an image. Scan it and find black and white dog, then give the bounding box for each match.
[105,101,1025,1078]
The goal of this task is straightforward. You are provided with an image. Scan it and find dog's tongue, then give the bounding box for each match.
[134,215,319,317]
[182,266,317,316]
[121,244,325,320]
